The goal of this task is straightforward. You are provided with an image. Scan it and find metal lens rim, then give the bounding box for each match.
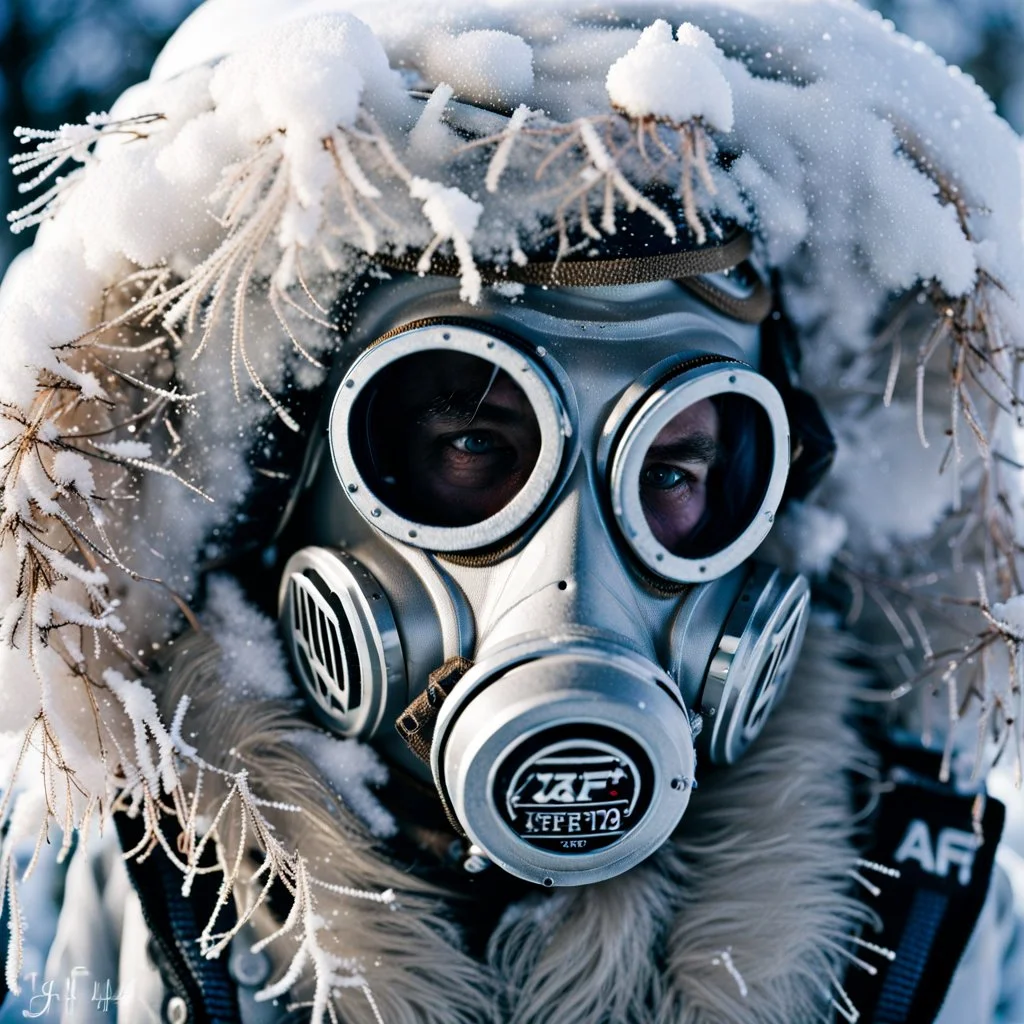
[609,363,790,583]
[329,323,567,552]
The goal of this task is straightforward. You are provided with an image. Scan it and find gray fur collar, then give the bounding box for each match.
[157,622,874,1024]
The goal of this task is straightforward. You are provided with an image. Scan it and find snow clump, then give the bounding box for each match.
[287,730,396,838]
[421,29,534,109]
[203,575,298,700]
[209,13,403,140]
[606,20,733,131]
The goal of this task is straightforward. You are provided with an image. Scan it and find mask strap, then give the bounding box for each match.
[395,656,474,835]
[680,272,772,324]
[378,229,753,288]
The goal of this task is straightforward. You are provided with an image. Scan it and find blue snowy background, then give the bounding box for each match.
[0,0,202,272]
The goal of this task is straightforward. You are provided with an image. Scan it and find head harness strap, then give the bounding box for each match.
[377,229,772,323]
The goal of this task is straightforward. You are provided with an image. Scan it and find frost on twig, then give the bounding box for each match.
[0,99,423,1007]
[8,113,165,234]
[254,860,379,1024]
[410,177,483,303]
[101,685,395,1022]
[468,22,732,259]
[68,110,426,432]
[837,148,1024,782]
[471,109,721,261]
[464,19,733,258]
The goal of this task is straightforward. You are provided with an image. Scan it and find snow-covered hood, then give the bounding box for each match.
[0,0,1022,1017]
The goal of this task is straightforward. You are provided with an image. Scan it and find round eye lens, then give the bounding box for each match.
[330,324,567,552]
[349,350,542,528]
[609,362,789,582]
[638,393,774,559]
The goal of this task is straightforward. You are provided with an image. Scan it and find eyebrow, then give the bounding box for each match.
[645,433,720,465]
[417,391,525,428]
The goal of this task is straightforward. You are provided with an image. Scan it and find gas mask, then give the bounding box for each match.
[278,265,815,888]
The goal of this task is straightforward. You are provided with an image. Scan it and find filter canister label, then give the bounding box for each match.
[495,730,654,854]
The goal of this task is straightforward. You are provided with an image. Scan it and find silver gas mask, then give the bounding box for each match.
[278,272,812,887]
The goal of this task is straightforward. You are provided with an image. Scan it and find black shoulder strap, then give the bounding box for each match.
[116,814,242,1024]
[845,746,1005,1024]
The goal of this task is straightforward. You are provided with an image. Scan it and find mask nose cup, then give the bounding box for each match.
[471,478,656,663]
[431,643,695,887]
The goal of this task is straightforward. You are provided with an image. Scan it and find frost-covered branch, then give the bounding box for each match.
[473,108,721,259]
[8,113,165,233]
[471,21,731,253]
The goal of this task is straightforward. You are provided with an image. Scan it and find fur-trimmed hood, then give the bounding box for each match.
[153,619,874,1023]
[0,1,1021,1019]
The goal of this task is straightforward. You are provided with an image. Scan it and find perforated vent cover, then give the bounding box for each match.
[288,568,363,716]
[278,547,405,739]
[700,564,810,765]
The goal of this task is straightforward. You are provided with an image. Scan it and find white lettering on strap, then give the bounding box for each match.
[893,819,979,885]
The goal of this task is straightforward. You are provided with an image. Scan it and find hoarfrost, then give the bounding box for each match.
[0,2,1022,1018]
[92,440,154,460]
[992,596,1024,638]
[50,451,97,500]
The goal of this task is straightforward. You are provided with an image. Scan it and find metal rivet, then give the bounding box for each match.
[166,996,188,1024]
[409,529,418,538]
[347,483,358,493]
[729,374,737,384]
[371,508,381,518]
[542,877,554,887]
[345,379,355,389]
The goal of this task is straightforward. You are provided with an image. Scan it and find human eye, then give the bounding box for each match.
[640,463,693,491]
[448,431,502,455]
